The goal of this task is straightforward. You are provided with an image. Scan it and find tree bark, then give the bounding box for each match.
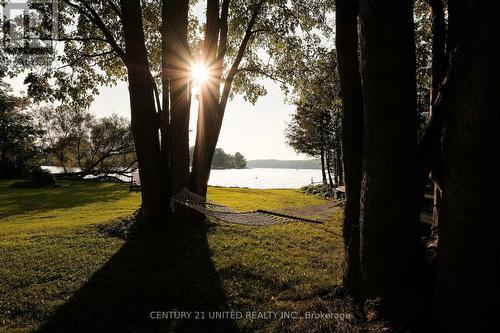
[320,147,327,184]
[429,0,446,227]
[190,0,262,198]
[336,135,344,186]
[165,0,191,195]
[160,0,171,206]
[121,0,163,221]
[189,0,220,197]
[358,0,421,304]
[326,150,334,187]
[335,0,363,300]
[436,1,500,331]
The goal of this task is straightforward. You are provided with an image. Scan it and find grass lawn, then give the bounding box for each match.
[0,180,348,333]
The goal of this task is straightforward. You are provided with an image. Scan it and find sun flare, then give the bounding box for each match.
[191,63,209,84]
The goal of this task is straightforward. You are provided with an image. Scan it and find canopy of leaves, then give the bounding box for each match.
[211,148,246,168]
[0,81,41,177]
[285,50,341,158]
[1,0,335,109]
[36,105,135,176]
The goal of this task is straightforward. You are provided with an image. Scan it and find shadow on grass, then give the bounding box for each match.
[36,220,237,333]
[0,180,134,219]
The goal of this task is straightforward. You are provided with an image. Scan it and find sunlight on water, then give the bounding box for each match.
[43,166,323,189]
[208,168,323,189]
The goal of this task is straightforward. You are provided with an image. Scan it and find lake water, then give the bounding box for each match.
[42,166,323,189]
[209,168,323,189]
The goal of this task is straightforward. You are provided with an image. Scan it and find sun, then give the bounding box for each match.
[191,63,209,84]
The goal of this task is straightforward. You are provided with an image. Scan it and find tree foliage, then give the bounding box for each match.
[0,81,40,177]
[36,106,135,177]
[285,50,342,185]
[211,148,246,169]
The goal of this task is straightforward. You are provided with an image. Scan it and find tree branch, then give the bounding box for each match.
[63,0,127,62]
[219,0,265,112]
[236,66,286,85]
[217,0,231,62]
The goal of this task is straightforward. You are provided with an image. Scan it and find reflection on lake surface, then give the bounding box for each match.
[42,166,323,189]
[208,168,322,189]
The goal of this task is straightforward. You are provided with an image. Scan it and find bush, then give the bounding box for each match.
[300,183,336,199]
[28,167,56,187]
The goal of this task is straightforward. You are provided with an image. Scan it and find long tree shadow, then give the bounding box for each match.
[0,180,135,219]
[36,220,237,333]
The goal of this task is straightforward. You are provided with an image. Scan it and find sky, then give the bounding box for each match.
[7,65,306,161]
[86,79,305,161]
[4,0,309,161]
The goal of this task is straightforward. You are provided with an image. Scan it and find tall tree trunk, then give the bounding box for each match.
[436,1,500,331]
[165,0,191,195]
[429,0,446,228]
[336,135,344,186]
[159,0,171,207]
[326,150,334,187]
[336,0,363,300]
[121,0,163,222]
[190,0,220,197]
[358,0,421,305]
[320,147,327,184]
[190,0,261,198]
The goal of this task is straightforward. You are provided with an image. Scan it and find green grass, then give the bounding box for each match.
[0,180,347,333]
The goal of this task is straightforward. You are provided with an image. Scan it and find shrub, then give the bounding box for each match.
[300,183,336,199]
[28,167,56,187]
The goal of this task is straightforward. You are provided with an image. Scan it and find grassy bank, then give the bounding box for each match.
[0,180,347,333]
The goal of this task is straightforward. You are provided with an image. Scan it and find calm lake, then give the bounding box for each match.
[42,166,323,189]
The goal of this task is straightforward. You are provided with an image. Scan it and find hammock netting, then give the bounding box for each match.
[170,188,324,226]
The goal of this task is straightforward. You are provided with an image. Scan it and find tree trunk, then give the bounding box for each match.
[165,0,191,195]
[358,0,421,305]
[326,150,334,187]
[159,0,171,206]
[121,0,163,222]
[336,135,344,186]
[189,0,220,197]
[335,0,363,300]
[320,147,327,184]
[429,0,446,228]
[436,1,500,331]
[190,0,261,198]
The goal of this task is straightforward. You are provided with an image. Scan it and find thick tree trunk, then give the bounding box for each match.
[436,1,500,331]
[358,0,421,305]
[429,0,446,227]
[121,0,163,222]
[160,0,171,206]
[335,0,363,300]
[189,0,220,198]
[165,0,191,195]
[190,0,261,198]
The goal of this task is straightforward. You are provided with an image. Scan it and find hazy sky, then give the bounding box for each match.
[8,69,305,161]
[6,1,308,161]
[88,79,305,161]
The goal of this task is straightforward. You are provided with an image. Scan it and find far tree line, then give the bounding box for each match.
[189,146,246,169]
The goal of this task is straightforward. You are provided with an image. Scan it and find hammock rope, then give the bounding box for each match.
[170,188,324,226]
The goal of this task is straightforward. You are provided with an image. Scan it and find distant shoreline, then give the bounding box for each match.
[246,159,321,170]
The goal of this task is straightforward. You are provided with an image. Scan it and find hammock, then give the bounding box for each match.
[170,188,324,226]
